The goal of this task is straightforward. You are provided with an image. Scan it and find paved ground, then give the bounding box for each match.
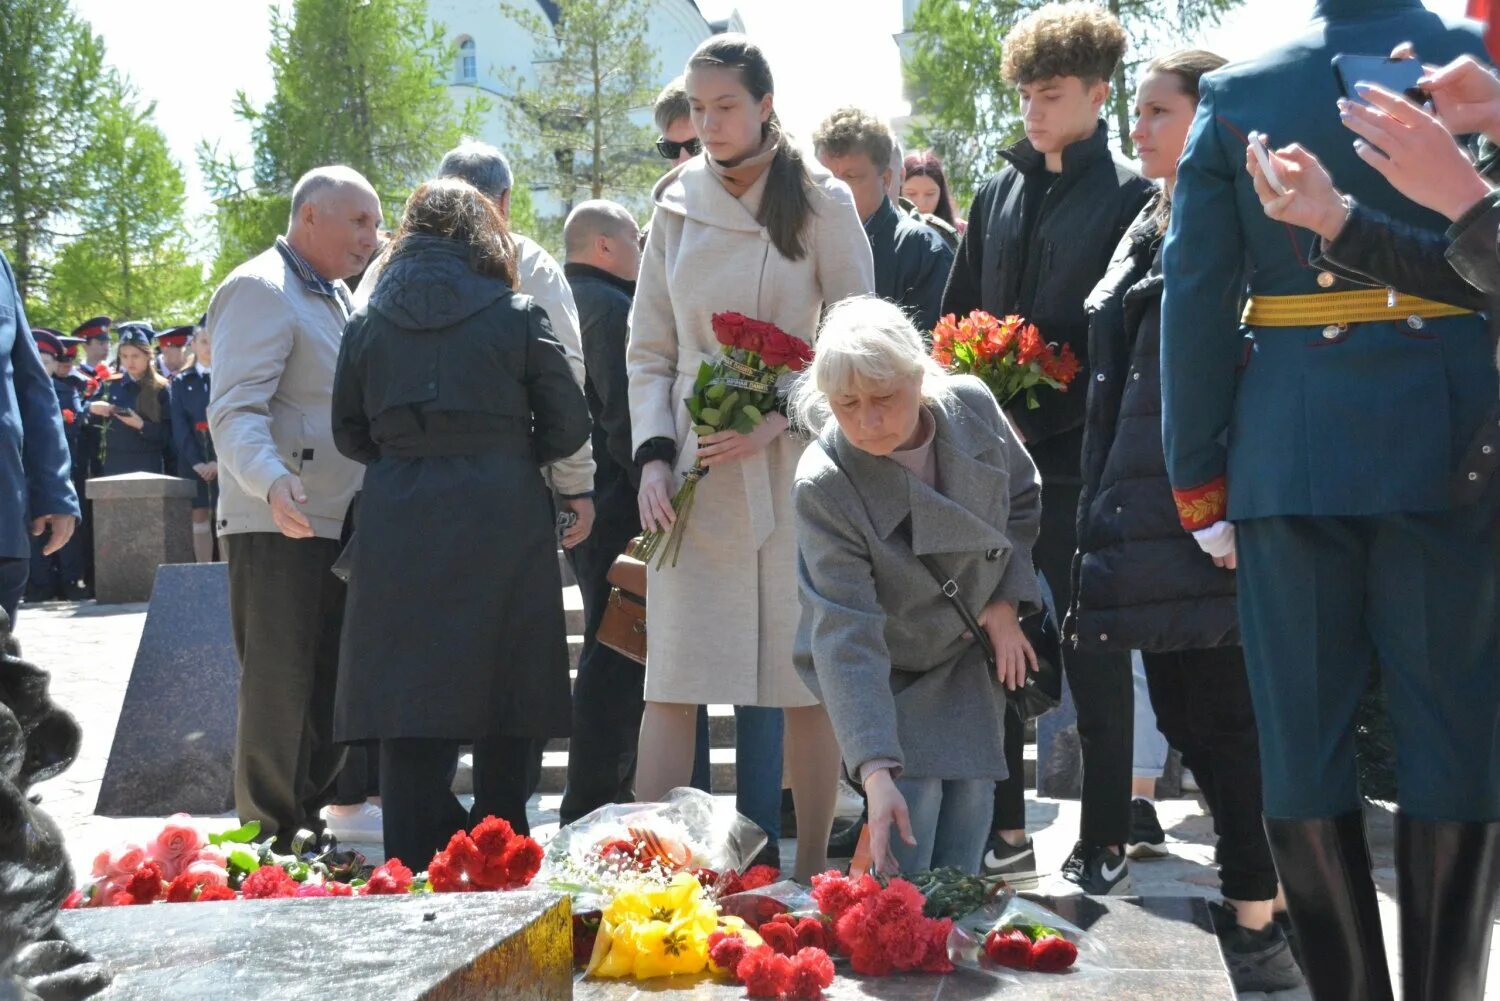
[15,599,1500,999]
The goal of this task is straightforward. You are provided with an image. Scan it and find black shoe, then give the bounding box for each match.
[1220,921,1306,993]
[979,834,1039,889]
[826,816,864,860]
[748,839,781,873]
[1126,798,1168,859]
[1058,841,1132,895]
[1397,813,1500,1001]
[1265,812,1395,1001]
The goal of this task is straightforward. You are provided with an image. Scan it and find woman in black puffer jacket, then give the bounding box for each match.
[1069,49,1301,995]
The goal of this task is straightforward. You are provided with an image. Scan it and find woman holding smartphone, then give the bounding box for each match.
[92,322,173,476]
[628,34,874,882]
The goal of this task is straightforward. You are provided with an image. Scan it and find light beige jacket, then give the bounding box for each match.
[353,232,595,496]
[205,242,364,540]
[627,155,875,706]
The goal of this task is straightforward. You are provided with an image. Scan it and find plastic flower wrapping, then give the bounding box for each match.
[948,891,1113,983]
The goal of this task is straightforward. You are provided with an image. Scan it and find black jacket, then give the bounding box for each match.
[565,262,637,495]
[1069,202,1238,653]
[865,197,954,336]
[942,122,1153,471]
[332,235,592,741]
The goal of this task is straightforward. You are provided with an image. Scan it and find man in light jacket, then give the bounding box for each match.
[207,165,380,851]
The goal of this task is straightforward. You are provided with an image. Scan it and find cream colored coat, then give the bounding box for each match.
[627,154,875,707]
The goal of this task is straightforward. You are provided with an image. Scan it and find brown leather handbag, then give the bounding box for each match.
[597,547,647,665]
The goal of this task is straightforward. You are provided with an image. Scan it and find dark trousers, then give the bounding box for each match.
[380,735,536,868]
[0,557,27,625]
[1237,512,1500,821]
[994,473,1133,846]
[560,503,643,826]
[1141,646,1278,902]
[225,532,348,844]
[333,743,379,806]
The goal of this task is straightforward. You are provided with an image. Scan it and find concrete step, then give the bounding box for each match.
[542,703,737,753]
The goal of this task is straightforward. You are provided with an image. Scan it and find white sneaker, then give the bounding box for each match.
[834,779,865,819]
[323,801,384,843]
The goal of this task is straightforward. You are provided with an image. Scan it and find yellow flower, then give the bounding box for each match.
[586,873,720,980]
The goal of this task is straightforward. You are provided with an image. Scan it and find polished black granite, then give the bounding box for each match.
[575,896,1235,1000]
[94,562,238,816]
[55,889,573,999]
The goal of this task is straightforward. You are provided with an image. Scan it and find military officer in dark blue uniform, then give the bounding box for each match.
[92,322,173,476]
[1160,4,1498,999]
[24,332,91,602]
[73,316,111,380]
[167,323,217,562]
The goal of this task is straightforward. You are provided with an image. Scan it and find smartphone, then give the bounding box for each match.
[1331,54,1429,106]
[1248,132,1287,195]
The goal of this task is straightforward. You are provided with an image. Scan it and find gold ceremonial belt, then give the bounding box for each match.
[1242,289,1473,328]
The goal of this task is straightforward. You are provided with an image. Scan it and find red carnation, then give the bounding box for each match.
[984,928,1033,968]
[708,929,748,974]
[740,864,780,890]
[794,915,829,952]
[241,865,298,899]
[125,861,165,903]
[194,420,209,432]
[61,889,85,910]
[738,945,794,998]
[712,312,751,348]
[197,884,236,902]
[165,870,222,904]
[61,408,75,425]
[471,815,515,854]
[1030,934,1079,972]
[364,858,414,895]
[107,890,136,907]
[918,917,955,973]
[324,880,354,897]
[499,836,543,887]
[758,918,796,956]
[427,851,467,892]
[444,831,484,877]
[786,947,836,1000]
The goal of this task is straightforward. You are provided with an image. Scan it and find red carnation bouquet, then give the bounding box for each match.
[931,311,1080,410]
[634,312,813,569]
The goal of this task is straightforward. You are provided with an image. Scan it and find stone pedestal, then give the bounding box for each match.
[86,474,197,604]
[55,890,572,1000]
[95,562,237,816]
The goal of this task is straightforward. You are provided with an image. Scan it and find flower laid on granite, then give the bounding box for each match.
[423,815,543,893]
[981,923,1079,972]
[585,871,722,980]
[810,870,954,976]
[709,927,835,1001]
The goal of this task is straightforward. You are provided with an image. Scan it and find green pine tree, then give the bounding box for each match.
[200,0,482,281]
[904,0,1241,206]
[0,0,106,306]
[498,0,661,222]
[44,75,202,326]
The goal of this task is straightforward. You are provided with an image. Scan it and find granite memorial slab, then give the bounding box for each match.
[94,562,238,816]
[573,896,1235,1001]
[87,473,198,603]
[55,889,572,1000]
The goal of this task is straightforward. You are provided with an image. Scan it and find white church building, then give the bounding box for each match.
[432,0,744,211]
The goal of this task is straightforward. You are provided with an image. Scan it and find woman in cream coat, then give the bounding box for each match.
[627,33,875,881]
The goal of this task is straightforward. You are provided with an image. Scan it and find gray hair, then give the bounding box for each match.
[437,140,513,201]
[288,165,378,227]
[563,199,638,259]
[791,296,951,432]
[888,133,905,199]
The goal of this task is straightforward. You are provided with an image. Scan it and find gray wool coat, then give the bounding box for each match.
[792,376,1043,781]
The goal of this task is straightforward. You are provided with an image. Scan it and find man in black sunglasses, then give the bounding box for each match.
[653,77,701,168]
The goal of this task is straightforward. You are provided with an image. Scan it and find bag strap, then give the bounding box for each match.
[818,440,996,664]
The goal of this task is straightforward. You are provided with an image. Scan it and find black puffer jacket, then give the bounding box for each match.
[1068,201,1238,654]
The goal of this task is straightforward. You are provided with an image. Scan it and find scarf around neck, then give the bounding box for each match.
[705,131,780,199]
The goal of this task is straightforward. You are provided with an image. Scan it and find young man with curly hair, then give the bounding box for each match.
[814,108,954,335]
[940,1,1153,896]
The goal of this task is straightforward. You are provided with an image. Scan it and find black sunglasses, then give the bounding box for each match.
[656,136,702,160]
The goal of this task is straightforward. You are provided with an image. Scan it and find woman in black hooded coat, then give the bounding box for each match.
[331,178,591,866]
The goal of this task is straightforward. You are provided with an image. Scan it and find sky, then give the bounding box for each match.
[72,0,1474,242]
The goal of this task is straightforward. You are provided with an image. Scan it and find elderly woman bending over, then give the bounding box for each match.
[790,296,1042,875]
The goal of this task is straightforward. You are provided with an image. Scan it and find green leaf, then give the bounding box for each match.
[695,361,716,390]
[699,407,721,425]
[228,848,262,874]
[732,414,755,434]
[743,406,764,426]
[705,383,726,401]
[693,424,716,436]
[208,821,262,846]
[686,397,703,418]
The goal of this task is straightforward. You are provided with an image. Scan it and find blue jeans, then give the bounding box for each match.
[1132,650,1169,780]
[690,705,783,842]
[891,776,993,874]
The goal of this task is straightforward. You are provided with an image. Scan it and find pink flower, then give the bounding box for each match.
[193,846,229,869]
[296,882,331,898]
[183,860,230,888]
[150,815,202,878]
[93,844,146,879]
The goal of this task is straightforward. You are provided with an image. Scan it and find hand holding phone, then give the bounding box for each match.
[1332,53,1429,107]
[1248,132,1287,195]
[88,400,113,417]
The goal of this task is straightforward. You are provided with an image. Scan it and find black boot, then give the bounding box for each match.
[1265,812,1394,1001]
[1396,813,1500,1001]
